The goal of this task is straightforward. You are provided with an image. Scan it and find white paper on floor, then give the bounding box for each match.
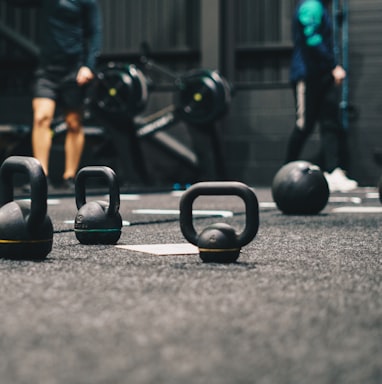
[116,243,199,255]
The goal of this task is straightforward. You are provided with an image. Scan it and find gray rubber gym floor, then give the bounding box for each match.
[1,186,381,384]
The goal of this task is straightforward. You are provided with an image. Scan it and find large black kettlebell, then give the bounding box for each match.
[0,156,53,260]
[74,166,122,244]
[272,161,329,215]
[179,181,259,263]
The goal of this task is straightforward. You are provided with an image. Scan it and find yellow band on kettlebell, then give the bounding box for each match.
[0,239,53,244]
[109,88,117,97]
[74,228,121,233]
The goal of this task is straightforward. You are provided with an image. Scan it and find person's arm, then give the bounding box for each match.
[331,64,346,85]
[77,0,102,85]
[82,0,102,72]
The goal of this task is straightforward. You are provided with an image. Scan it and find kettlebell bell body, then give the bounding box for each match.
[74,166,122,244]
[197,222,240,263]
[179,181,259,263]
[272,161,329,215]
[0,156,53,260]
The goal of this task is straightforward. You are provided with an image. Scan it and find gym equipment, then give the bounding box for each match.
[378,177,382,204]
[174,68,231,126]
[179,181,259,263]
[136,61,231,181]
[87,66,152,184]
[74,166,122,245]
[91,61,231,127]
[91,62,149,118]
[88,60,230,185]
[140,53,232,127]
[272,161,329,215]
[0,156,53,259]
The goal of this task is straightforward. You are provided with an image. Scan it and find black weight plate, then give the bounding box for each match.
[90,64,148,118]
[175,69,231,126]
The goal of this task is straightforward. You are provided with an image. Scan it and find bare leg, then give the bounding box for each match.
[63,110,85,180]
[32,98,56,176]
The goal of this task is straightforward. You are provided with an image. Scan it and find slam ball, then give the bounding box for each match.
[272,161,329,215]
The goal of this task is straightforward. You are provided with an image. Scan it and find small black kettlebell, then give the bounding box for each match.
[179,181,259,263]
[0,156,53,260]
[74,166,122,244]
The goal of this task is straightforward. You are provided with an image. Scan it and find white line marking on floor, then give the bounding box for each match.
[259,202,277,208]
[132,209,234,217]
[116,243,198,255]
[329,196,362,204]
[47,199,61,205]
[365,192,379,199]
[117,194,141,201]
[171,191,184,197]
[332,207,382,213]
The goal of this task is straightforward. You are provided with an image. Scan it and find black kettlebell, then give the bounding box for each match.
[272,161,329,215]
[179,181,259,263]
[0,156,53,260]
[74,166,122,244]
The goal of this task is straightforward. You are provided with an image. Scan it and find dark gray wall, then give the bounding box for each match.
[346,0,382,186]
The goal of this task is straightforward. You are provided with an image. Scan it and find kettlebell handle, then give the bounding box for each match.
[179,181,259,247]
[0,156,47,229]
[75,166,120,217]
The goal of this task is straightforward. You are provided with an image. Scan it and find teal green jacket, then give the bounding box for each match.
[290,0,336,83]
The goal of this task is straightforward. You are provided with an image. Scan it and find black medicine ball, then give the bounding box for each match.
[272,161,329,215]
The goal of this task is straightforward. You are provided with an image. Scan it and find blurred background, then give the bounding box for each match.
[0,0,381,187]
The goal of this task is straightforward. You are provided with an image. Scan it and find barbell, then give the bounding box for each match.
[89,63,231,126]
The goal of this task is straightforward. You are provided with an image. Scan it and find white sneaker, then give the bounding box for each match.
[324,168,358,192]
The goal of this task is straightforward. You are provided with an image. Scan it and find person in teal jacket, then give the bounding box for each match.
[31,0,102,189]
[285,0,357,192]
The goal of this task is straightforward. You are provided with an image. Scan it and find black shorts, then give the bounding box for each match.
[33,65,85,111]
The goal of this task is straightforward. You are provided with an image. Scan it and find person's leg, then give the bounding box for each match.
[60,69,86,182]
[32,97,56,176]
[285,80,319,163]
[63,110,85,180]
[319,80,357,191]
[319,81,342,173]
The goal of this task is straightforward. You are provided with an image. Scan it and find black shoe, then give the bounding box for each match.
[61,177,75,191]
